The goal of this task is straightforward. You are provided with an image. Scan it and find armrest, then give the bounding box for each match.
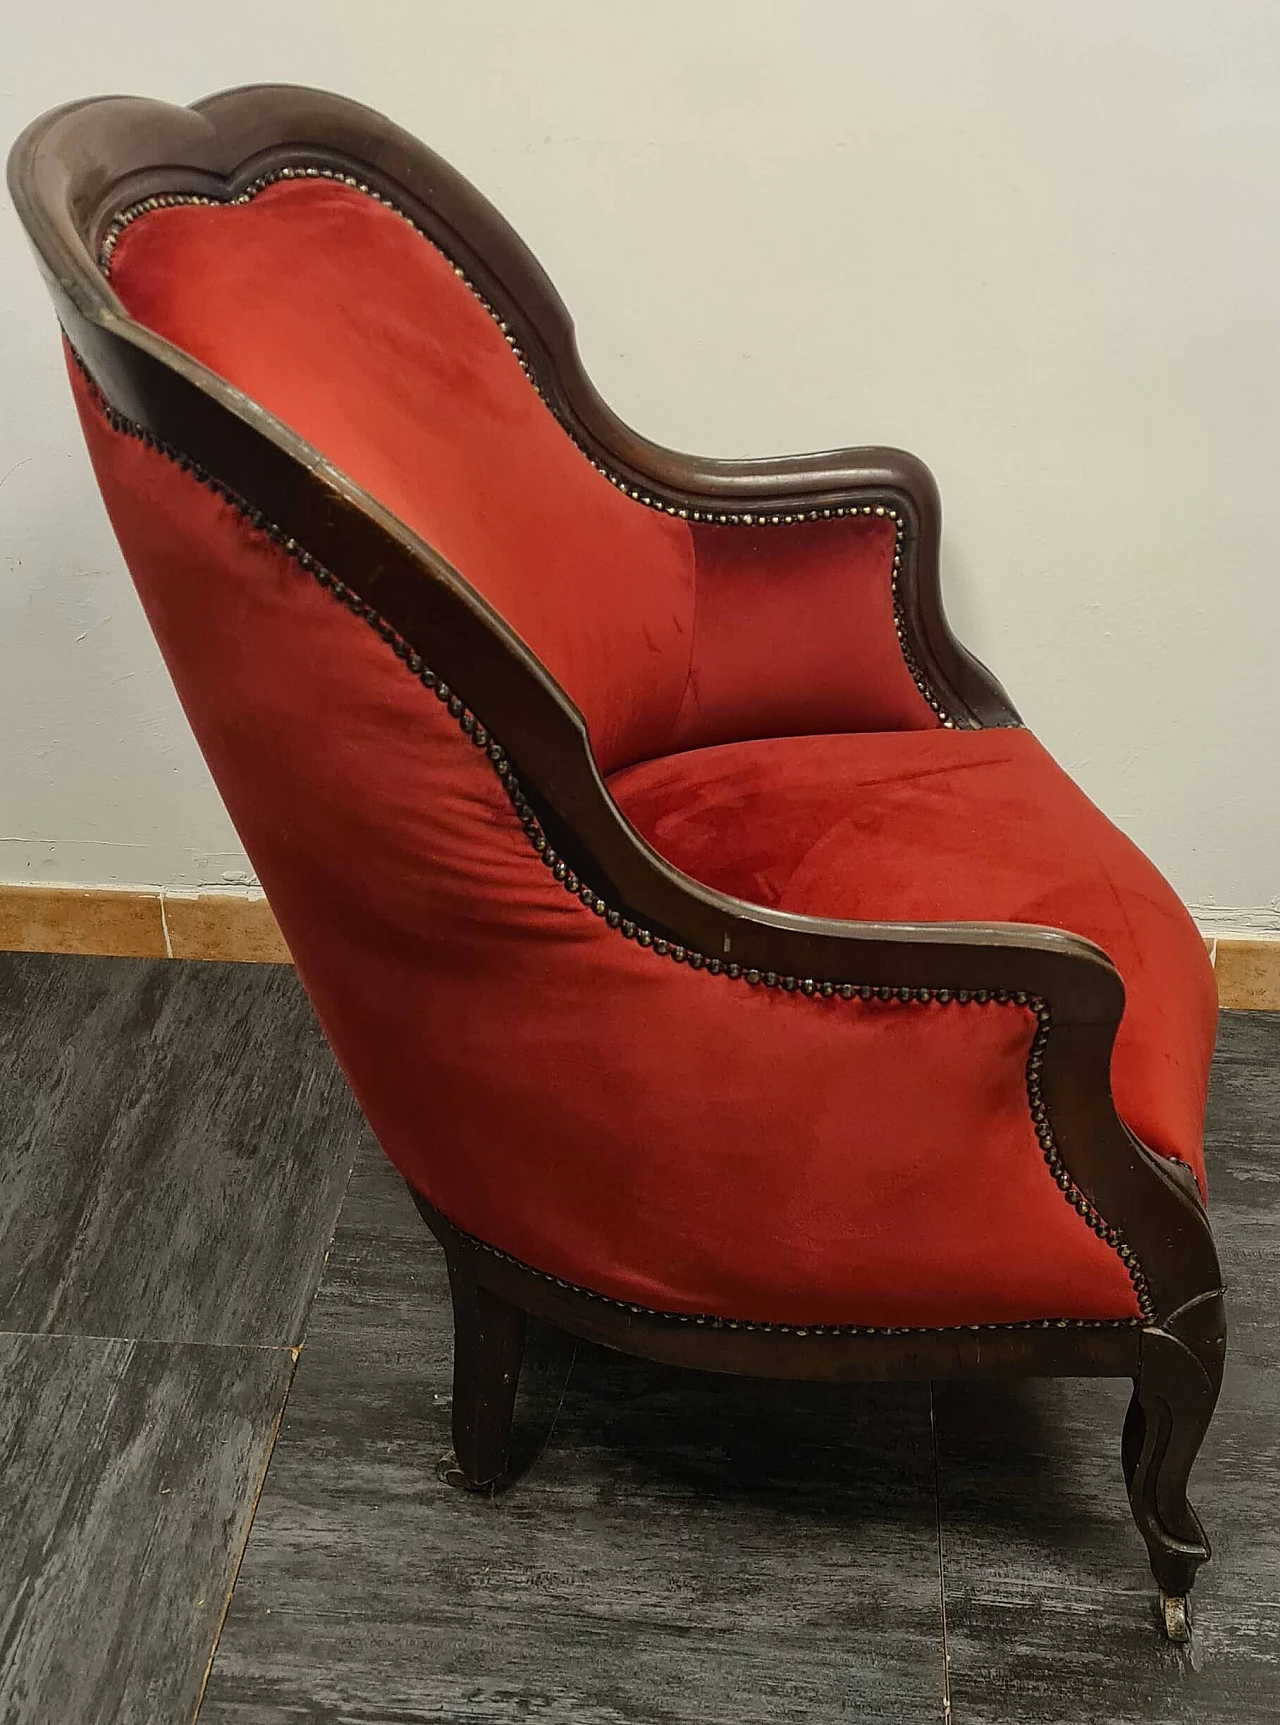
[550,765,1218,1324]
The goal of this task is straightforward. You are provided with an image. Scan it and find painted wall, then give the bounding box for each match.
[2,0,1277,931]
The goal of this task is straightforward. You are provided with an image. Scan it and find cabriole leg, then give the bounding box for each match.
[1123,1309,1225,1639]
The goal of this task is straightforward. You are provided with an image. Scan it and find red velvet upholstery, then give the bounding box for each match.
[608,729,1217,1188]
[108,178,695,775]
[672,516,938,750]
[105,178,937,763]
[60,174,1215,1331]
[70,367,1144,1327]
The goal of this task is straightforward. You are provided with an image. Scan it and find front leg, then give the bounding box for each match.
[1123,1297,1226,1638]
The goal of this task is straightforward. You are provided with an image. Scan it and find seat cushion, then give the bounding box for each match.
[608,726,1217,1187]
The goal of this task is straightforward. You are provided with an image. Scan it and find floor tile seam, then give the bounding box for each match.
[290,1150,373,1350]
[194,1349,302,1723]
[0,1326,304,1353]
[929,1384,954,1724]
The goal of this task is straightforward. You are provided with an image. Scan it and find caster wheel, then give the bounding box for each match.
[1160,1592,1190,1642]
[436,1449,501,1493]
[436,1449,469,1489]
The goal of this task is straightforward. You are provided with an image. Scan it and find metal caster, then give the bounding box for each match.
[436,1449,469,1489]
[436,1449,501,1493]
[1160,1592,1190,1642]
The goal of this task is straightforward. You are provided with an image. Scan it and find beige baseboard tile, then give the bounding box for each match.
[0,884,168,958]
[161,892,292,963]
[1213,938,1280,1012]
[0,883,289,964]
[0,883,1277,1000]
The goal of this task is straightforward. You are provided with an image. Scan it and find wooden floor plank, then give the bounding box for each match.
[0,1331,293,1725]
[0,954,369,1347]
[201,1147,949,1724]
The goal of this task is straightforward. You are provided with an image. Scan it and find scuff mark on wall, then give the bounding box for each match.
[1187,902,1280,938]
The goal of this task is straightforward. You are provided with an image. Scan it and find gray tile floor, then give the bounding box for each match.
[1,953,1276,1724]
[0,955,369,1725]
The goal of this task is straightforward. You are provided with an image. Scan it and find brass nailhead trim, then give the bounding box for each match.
[98,167,957,729]
[70,348,1154,1330]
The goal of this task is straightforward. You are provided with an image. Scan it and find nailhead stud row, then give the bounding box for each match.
[69,345,1152,1331]
[1023,1001,1154,1320]
[447,1217,1147,1335]
[98,166,958,728]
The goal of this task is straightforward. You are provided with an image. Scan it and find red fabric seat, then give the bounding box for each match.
[609,726,1216,1186]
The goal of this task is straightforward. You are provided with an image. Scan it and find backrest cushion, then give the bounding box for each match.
[671,516,939,751]
[106,175,696,774]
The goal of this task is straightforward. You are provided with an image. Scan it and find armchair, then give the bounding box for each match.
[8,84,1224,1640]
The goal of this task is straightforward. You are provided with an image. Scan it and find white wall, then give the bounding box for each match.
[2,0,1277,931]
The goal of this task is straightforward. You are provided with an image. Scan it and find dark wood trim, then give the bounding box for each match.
[9,85,1225,1615]
[411,1188,1144,1385]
